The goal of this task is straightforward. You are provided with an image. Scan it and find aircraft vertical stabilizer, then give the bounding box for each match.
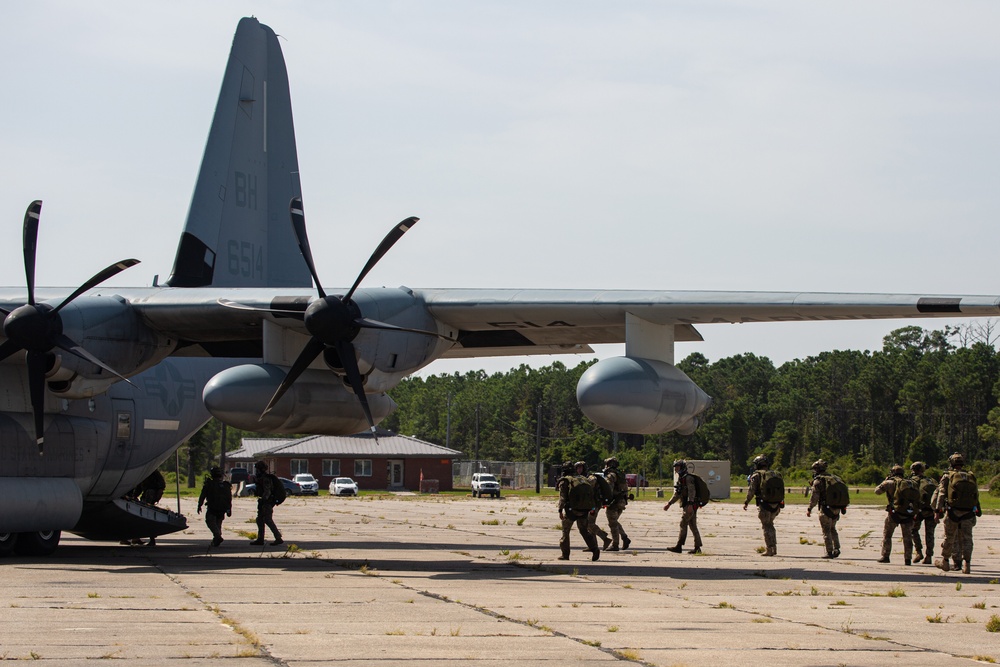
[166,17,311,289]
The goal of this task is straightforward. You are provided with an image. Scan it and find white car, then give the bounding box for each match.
[293,473,319,495]
[471,473,501,498]
[330,477,359,496]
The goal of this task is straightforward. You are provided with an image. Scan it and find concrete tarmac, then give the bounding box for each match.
[1,494,997,666]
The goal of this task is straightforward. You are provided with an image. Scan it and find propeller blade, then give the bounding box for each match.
[217,298,307,318]
[354,316,453,341]
[334,339,378,440]
[53,258,140,314]
[0,339,24,363]
[289,197,326,299]
[52,333,135,386]
[25,350,46,455]
[23,201,41,306]
[260,336,326,419]
[344,217,419,302]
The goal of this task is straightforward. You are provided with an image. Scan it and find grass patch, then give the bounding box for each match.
[517,517,526,526]
[927,612,944,623]
[987,615,1000,633]
[716,601,735,609]
[887,586,906,598]
[481,519,500,525]
[973,601,987,610]
[607,625,619,632]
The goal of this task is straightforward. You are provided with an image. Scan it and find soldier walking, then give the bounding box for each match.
[806,459,847,559]
[874,465,917,565]
[558,461,600,561]
[250,461,283,546]
[743,455,784,556]
[934,453,981,574]
[602,457,632,551]
[663,460,702,554]
[197,466,233,547]
[909,462,938,564]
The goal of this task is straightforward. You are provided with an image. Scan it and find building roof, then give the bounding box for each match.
[231,429,464,460]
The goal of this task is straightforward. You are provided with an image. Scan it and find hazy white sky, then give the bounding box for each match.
[2,2,998,375]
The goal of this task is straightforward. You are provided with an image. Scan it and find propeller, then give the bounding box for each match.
[0,200,140,454]
[221,197,450,439]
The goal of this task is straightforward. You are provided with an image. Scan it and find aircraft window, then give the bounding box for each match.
[116,413,132,439]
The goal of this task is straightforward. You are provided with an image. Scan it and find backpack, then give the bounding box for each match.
[591,474,613,507]
[267,473,287,505]
[610,469,630,501]
[821,474,850,509]
[892,477,920,515]
[946,470,978,510]
[690,474,711,507]
[759,470,785,505]
[567,475,596,511]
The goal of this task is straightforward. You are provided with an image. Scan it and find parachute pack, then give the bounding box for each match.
[892,477,920,515]
[821,474,850,509]
[759,470,785,506]
[567,475,596,511]
[267,473,287,505]
[915,475,937,511]
[691,474,711,507]
[947,470,978,510]
[592,474,613,507]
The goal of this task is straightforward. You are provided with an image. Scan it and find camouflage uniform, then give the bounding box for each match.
[557,464,600,560]
[197,467,233,547]
[933,457,980,574]
[909,467,937,564]
[251,463,283,545]
[664,464,702,554]
[807,475,841,558]
[874,472,914,564]
[744,469,781,556]
[603,462,631,551]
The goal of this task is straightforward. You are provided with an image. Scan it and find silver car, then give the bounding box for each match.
[330,477,359,496]
[293,474,319,495]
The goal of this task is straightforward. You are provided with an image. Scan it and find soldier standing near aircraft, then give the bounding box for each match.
[197,466,233,547]
[558,461,601,561]
[806,459,848,559]
[663,460,703,554]
[874,465,917,565]
[934,453,981,574]
[602,458,632,551]
[743,455,784,556]
[584,467,614,552]
[250,461,283,546]
[909,462,938,564]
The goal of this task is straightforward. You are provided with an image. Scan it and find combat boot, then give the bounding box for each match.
[962,561,971,574]
[935,558,950,571]
[591,549,600,562]
[602,536,612,550]
[877,556,890,563]
[667,544,683,553]
[922,554,932,565]
[622,536,631,550]
[689,546,702,555]
[914,550,924,562]
[953,558,962,571]
[605,544,620,552]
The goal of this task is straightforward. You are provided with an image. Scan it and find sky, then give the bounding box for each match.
[2,1,999,376]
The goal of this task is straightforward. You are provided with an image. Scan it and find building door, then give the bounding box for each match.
[388,460,404,488]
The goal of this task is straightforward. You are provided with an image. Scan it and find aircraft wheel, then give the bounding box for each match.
[14,530,60,556]
[0,532,17,557]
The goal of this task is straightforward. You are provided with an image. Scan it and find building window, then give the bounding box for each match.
[322,459,340,477]
[290,459,309,475]
[354,459,372,477]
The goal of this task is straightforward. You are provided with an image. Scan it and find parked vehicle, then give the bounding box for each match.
[293,473,319,495]
[228,468,249,486]
[237,477,302,498]
[471,473,501,498]
[330,477,359,496]
[625,473,649,488]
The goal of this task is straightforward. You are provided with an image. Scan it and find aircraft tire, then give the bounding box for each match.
[13,530,60,556]
[0,532,18,557]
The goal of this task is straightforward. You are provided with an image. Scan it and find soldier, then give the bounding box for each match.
[663,460,702,554]
[584,467,613,552]
[743,455,783,556]
[874,465,916,565]
[250,460,283,546]
[806,459,846,558]
[934,453,981,574]
[602,457,632,551]
[197,466,233,547]
[558,461,600,561]
[909,461,938,564]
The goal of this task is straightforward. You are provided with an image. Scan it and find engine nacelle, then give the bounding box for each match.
[577,357,711,435]
[204,364,397,435]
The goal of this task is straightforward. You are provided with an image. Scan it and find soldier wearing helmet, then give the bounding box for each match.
[806,459,844,559]
[874,464,915,565]
[198,466,233,547]
[743,454,783,557]
[934,452,980,574]
[250,460,283,547]
[663,460,703,554]
[908,461,938,564]
[601,457,631,551]
[556,460,601,561]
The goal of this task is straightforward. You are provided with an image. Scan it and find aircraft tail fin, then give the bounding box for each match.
[166,17,311,289]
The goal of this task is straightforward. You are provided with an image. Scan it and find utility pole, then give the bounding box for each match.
[445,393,452,450]
[218,422,227,470]
[473,403,480,473]
[535,403,542,493]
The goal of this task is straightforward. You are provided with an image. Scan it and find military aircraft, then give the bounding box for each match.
[2,17,998,555]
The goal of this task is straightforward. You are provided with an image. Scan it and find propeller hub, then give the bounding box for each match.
[3,303,61,352]
[304,296,361,343]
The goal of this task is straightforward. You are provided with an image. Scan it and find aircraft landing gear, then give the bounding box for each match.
[13,530,60,556]
[0,532,17,557]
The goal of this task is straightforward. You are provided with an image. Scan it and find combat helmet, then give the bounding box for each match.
[890,464,904,477]
[811,459,828,475]
[948,452,965,468]
[752,455,770,470]
[574,461,587,473]
[254,460,268,472]
[210,466,223,478]
[672,459,687,474]
[910,461,926,474]
[604,457,619,469]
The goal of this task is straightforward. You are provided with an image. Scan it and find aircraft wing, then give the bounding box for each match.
[419,288,1000,358]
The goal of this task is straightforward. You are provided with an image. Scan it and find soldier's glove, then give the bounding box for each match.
[975,507,982,517]
[841,508,847,514]
[196,506,202,514]
[227,511,232,517]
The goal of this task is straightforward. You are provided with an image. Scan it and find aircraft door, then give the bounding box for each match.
[88,399,136,499]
